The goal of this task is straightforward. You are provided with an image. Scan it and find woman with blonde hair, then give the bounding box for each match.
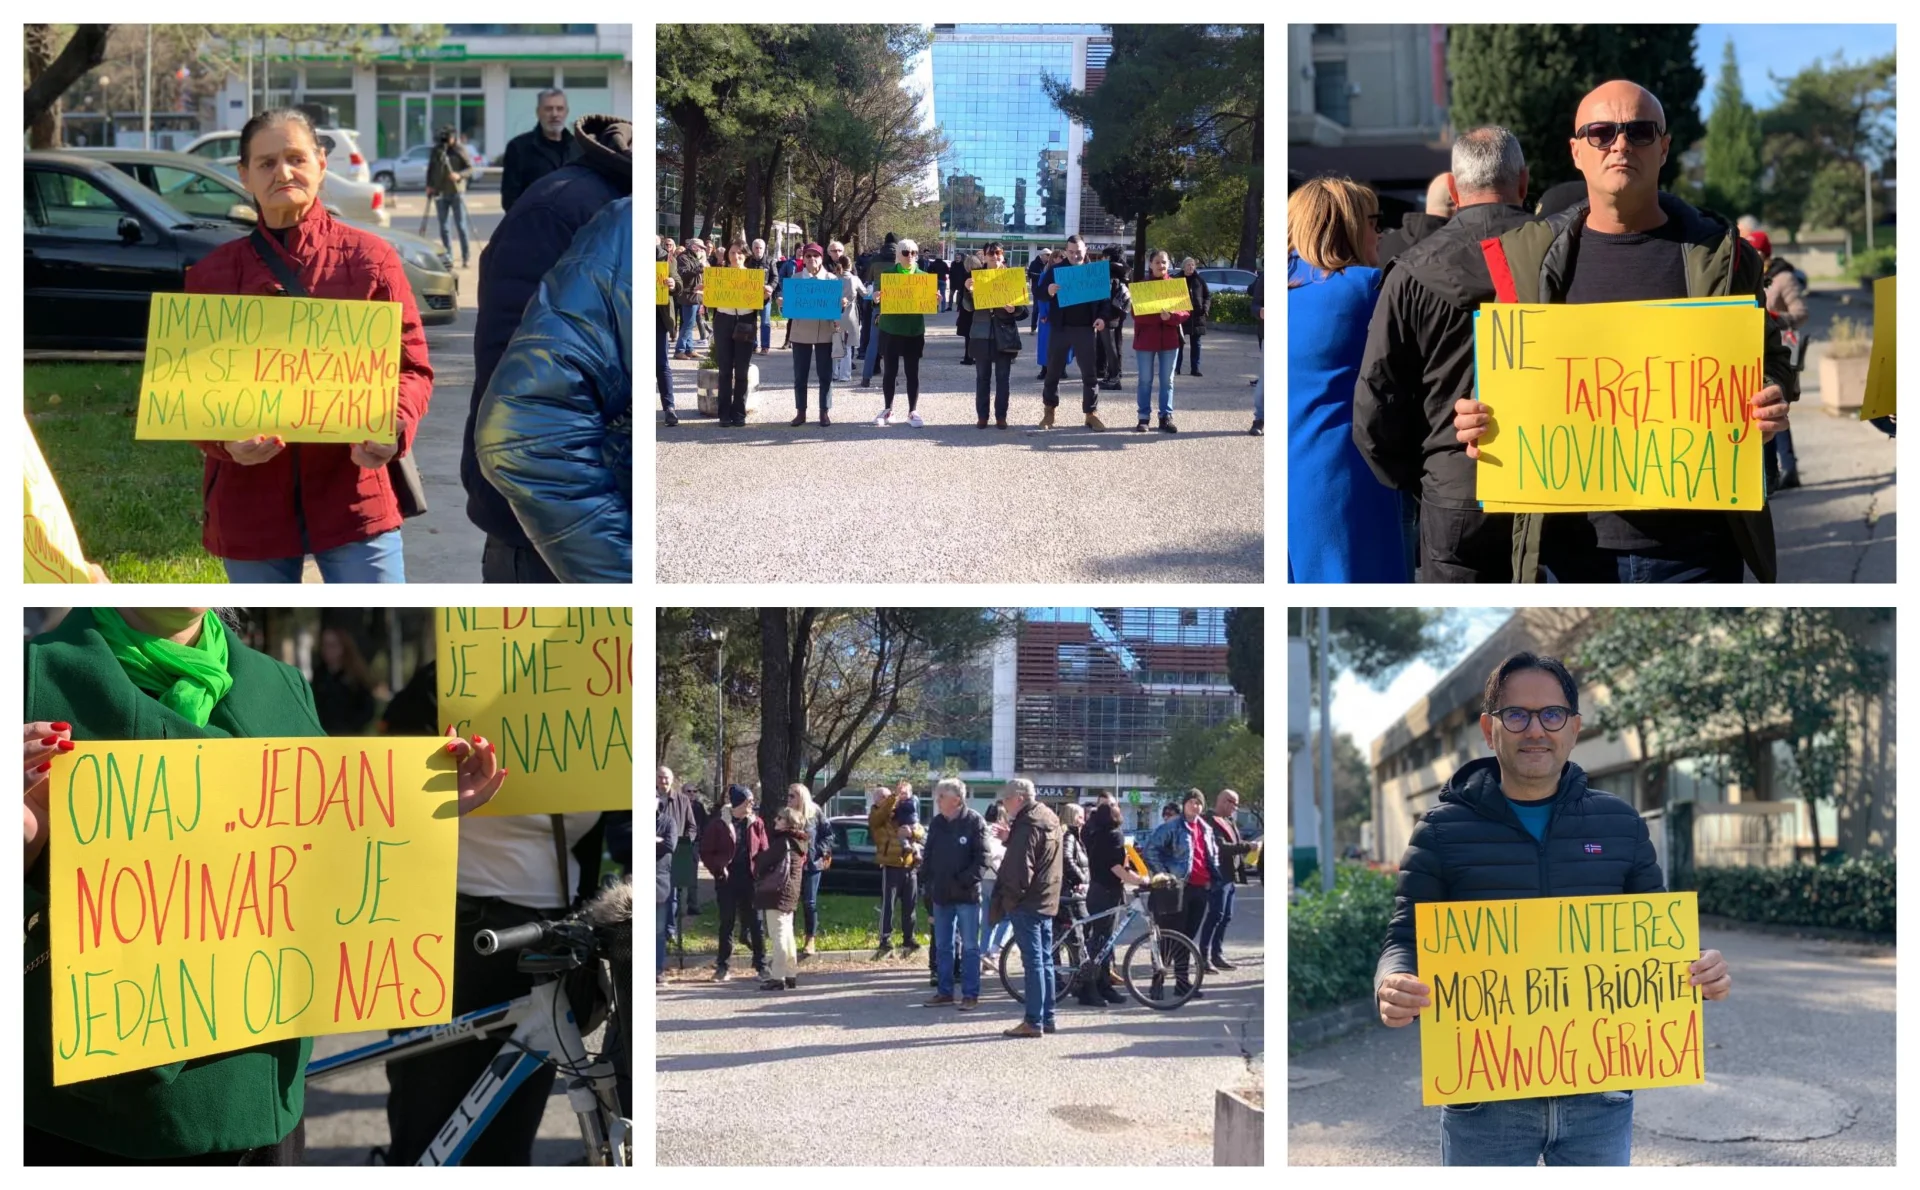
[756,784,812,991]
[1287,176,1408,582]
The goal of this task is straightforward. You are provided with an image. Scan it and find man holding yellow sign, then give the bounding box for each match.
[167,109,433,584]
[1445,82,1794,585]
[23,607,505,1163]
[1374,651,1731,1165]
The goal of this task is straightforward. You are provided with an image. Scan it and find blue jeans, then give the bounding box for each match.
[932,898,982,999]
[220,527,405,583]
[792,341,833,414]
[1440,1091,1635,1165]
[675,303,699,353]
[1253,361,1264,423]
[1544,538,1744,584]
[1176,334,1203,374]
[760,301,772,349]
[657,328,675,411]
[1008,909,1056,1028]
[656,899,669,976]
[435,192,471,262]
[1135,348,1178,419]
[1197,879,1235,960]
[800,869,823,939]
[862,321,882,384]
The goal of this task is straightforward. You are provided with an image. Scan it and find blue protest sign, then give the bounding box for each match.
[782,276,844,322]
[1051,262,1110,308]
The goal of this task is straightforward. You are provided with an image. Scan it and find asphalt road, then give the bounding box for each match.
[655,317,1267,583]
[1765,283,1896,583]
[655,882,1268,1165]
[1287,926,1895,1165]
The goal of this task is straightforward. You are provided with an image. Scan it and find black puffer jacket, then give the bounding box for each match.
[1375,757,1663,990]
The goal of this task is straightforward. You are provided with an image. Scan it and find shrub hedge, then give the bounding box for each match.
[1210,292,1255,325]
[1288,863,1398,1014]
[1693,856,1896,936]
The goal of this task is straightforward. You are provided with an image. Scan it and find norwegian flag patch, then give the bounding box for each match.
[1584,843,1604,854]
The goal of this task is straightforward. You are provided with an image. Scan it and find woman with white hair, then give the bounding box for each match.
[874,238,930,427]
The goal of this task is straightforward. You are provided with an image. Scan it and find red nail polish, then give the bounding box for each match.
[36,762,51,773]
[51,722,70,731]
[57,740,74,752]
[446,740,460,753]
[41,736,56,745]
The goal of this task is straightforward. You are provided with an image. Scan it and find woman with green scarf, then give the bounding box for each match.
[22,607,506,1165]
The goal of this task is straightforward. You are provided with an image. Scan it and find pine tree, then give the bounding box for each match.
[1702,39,1762,222]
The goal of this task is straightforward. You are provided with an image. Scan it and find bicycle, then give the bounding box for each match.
[996,883,1205,1010]
[305,879,633,1166]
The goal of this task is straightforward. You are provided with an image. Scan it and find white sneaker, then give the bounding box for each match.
[908,411,925,428]
[875,410,892,426]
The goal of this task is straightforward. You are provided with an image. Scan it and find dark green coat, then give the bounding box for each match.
[24,609,323,1157]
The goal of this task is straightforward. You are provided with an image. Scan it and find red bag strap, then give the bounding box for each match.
[1479,236,1519,304]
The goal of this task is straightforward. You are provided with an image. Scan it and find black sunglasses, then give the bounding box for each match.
[1493,705,1574,734]
[898,249,917,256]
[1575,120,1665,149]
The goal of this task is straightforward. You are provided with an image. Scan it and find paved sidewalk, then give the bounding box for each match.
[1287,926,1895,1165]
[657,883,1267,1165]
[656,316,1266,583]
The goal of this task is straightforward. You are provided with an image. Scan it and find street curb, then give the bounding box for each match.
[1698,912,1895,950]
[1288,996,1376,1053]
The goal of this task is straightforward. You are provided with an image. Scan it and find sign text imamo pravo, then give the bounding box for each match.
[47,738,458,1084]
[138,294,403,443]
[1415,892,1704,1105]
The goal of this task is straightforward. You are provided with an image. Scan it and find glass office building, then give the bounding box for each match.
[931,25,1108,261]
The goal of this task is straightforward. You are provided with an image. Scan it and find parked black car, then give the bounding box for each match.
[817,816,885,896]
[24,150,248,350]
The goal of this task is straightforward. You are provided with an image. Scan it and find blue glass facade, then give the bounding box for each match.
[931,34,1078,241]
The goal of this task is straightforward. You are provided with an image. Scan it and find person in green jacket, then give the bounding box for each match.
[874,239,929,427]
[22,607,506,1165]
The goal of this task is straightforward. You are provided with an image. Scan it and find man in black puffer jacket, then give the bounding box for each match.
[1375,650,1732,1166]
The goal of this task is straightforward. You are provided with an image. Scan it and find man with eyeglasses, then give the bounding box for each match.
[1375,650,1732,1165]
[1451,80,1794,584]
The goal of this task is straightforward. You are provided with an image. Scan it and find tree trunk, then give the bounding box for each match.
[762,143,785,246]
[1133,217,1150,274]
[1805,792,1823,864]
[744,157,764,250]
[1237,113,1263,271]
[24,24,112,145]
[757,608,791,808]
[677,137,700,243]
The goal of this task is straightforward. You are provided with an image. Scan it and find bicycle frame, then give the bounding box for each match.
[1058,891,1158,973]
[305,978,627,1166]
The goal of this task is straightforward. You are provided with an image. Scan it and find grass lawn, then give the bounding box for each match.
[26,362,225,583]
[672,892,882,952]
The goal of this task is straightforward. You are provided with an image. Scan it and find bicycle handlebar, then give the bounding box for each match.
[474,921,546,956]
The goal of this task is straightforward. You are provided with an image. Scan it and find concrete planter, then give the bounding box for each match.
[1213,1087,1264,1166]
[1819,354,1871,415]
[695,364,763,418]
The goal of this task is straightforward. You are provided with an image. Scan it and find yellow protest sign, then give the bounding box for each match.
[438,608,633,816]
[47,738,458,1084]
[1416,892,1704,1105]
[656,260,672,306]
[136,294,402,444]
[1859,275,1895,421]
[702,266,766,309]
[1131,278,1193,316]
[1474,301,1766,512]
[880,271,939,314]
[970,268,1029,309]
[25,419,94,584]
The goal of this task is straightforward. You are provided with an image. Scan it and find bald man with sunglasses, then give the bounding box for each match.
[1450,80,1795,585]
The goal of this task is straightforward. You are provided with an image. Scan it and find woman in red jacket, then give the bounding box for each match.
[188,108,433,582]
[1132,249,1189,434]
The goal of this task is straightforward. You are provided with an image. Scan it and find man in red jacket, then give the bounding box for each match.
[699,785,768,982]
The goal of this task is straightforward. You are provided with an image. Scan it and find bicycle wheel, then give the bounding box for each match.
[1120,929,1204,1010]
[997,932,1070,1004]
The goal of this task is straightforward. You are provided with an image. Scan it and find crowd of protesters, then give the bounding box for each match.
[655,772,1254,1035]
[656,232,1263,434]
[1289,79,1807,585]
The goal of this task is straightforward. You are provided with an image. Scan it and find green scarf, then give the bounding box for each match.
[92,608,234,727]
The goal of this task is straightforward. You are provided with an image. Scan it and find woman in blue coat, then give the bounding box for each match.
[476,197,633,583]
[1287,177,1409,582]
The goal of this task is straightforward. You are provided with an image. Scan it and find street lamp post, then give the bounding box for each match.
[711,625,729,806]
[1113,752,1129,825]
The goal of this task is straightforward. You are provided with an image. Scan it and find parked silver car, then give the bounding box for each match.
[371,142,492,192]
[66,147,456,325]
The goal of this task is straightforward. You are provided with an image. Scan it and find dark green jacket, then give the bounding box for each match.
[876,264,928,337]
[25,609,322,1157]
[1487,192,1792,583]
